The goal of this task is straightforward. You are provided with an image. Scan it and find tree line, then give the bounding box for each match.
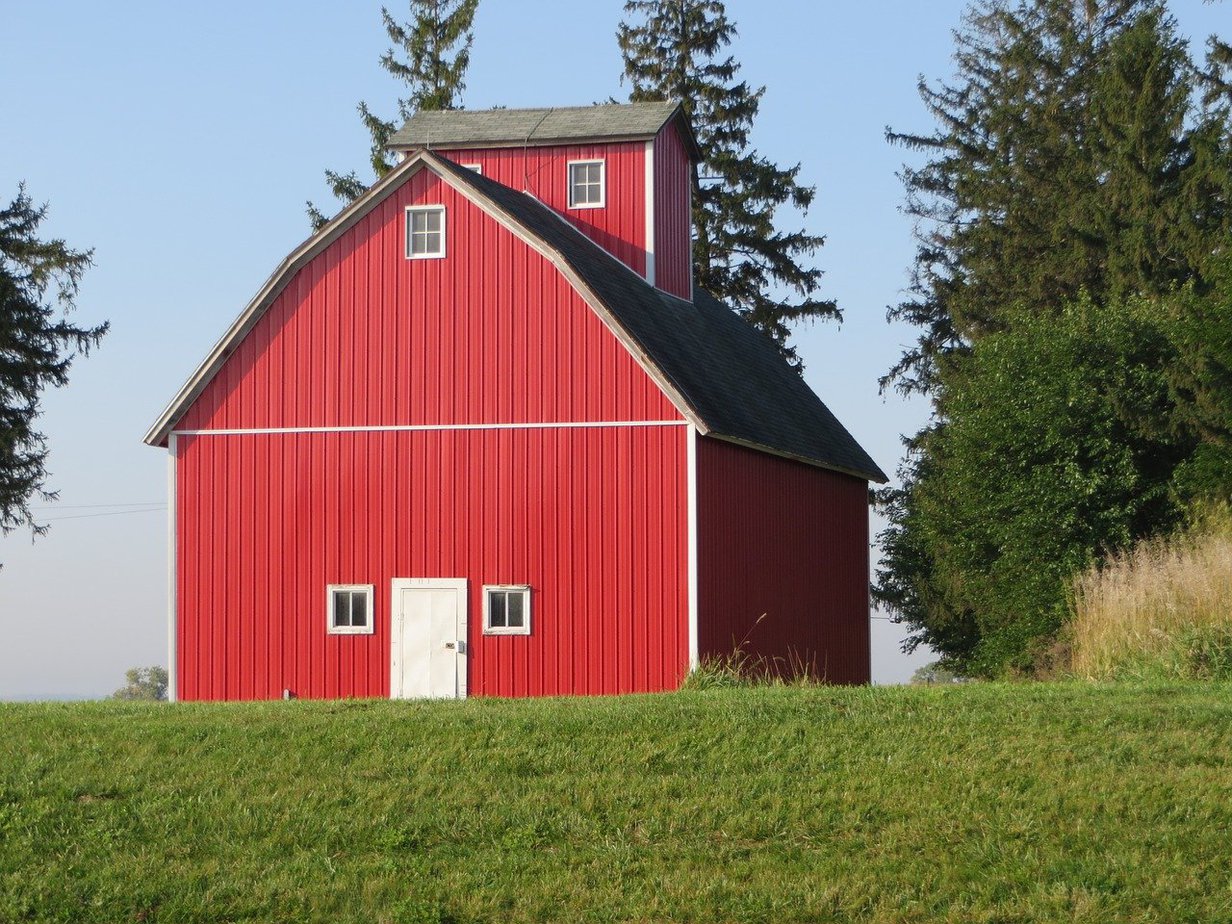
[6,1,1230,687]
[876,0,1232,676]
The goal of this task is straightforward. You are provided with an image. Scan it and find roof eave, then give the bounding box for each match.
[707,432,889,484]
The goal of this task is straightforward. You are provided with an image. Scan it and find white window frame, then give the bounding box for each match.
[482,584,532,636]
[460,163,483,174]
[405,205,446,259]
[567,159,606,210]
[327,584,375,635]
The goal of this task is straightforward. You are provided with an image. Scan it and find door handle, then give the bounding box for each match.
[444,641,466,654]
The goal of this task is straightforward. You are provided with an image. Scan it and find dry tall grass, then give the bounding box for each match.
[1069,507,1232,680]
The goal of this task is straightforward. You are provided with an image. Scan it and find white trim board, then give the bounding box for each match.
[166,434,178,703]
[173,419,687,437]
[686,423,699,672]
[644,139,655,287]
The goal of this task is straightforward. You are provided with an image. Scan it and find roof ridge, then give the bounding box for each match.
[410,100,677,117]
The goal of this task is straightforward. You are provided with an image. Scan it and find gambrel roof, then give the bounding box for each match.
[145,150,885,483]
[389,101,703,161]
[430,157,886,482]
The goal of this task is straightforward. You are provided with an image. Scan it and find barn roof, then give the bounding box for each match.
[389,101,702,161]
[144,150,885,483]
[429,156,886,483]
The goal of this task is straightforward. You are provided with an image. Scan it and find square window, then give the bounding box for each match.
[328,584,375,635]
[483,585,532,635]
[406,206,446,259]
[567,160,605,209]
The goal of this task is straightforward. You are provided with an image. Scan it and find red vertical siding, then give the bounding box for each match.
[653,125,693,301]
[177,426,688,700]
[173,162,690,700]
[179,167,678,432]
[694,436,871,685]
[441,142,646,277]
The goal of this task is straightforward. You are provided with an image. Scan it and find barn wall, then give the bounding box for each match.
[440,142,647,278]
[179,166,680,432]
[176,425,689,700]
[694,436,871,684]
[653,124,693,301]
[173,164,692,701]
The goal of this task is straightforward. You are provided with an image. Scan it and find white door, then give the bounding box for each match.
[390,578,468,699]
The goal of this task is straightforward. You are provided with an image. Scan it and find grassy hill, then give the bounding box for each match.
[3,683,1231,923]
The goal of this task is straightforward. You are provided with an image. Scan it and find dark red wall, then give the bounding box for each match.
[653,124,693,301]
[174,164,689,700]
[695,436,871,684]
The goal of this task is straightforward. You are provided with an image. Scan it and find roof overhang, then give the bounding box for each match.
[387,101,704,164]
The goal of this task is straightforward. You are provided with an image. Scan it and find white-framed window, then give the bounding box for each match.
[460,163,482,174]
[483,585,532,635]
[405,205,446,259]
[328,584,375,635]
[567,160,605,209]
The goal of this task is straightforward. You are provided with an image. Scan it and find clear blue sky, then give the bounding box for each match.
[0,1,1225,698]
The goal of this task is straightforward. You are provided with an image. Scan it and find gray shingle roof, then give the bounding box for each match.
[429,155,887,483]
[390,101,696,155]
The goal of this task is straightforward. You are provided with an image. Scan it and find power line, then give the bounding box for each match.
[27,507,165,514]
[40,507,167,522]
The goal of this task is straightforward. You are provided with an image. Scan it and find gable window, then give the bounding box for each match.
[328,584,374,635]
[406,205,446,259]
[483,585,531,635]
[567,160,605,209]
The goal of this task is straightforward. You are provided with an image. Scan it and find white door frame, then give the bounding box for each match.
[389,577,469,700]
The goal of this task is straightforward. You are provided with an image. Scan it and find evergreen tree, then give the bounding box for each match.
[617,0,835,370]
[308,0,479,230]
[876,0,1232,675]
[0,186,106,537]
[883,0,1228,394]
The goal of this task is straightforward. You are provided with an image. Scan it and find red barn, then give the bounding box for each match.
[144,102,886,702]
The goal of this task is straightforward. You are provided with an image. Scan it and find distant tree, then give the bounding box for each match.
[910,661,964,685]
[112,666,168,702]
[308,0,480,230]
[0,186,106,539]
[617,0,836,370]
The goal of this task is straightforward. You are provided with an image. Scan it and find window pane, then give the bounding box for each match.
[507,592,524,628]
[351,592,367,627]
[334,590,350,627]
[586,163,601,183]
[412,211,428,233]
[425,210,441,232]
[490,591,506,628]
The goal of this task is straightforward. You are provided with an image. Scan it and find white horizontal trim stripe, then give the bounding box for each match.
[172,420,688,437]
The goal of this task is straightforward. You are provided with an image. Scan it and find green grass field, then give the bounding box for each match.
[3,683,1231,923]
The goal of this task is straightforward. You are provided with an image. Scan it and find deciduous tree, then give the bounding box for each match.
[112,666,168,702]
[876,0,1232,675]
